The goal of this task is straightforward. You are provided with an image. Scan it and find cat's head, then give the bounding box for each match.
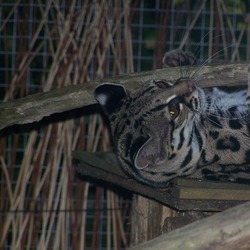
[94,78,205,186]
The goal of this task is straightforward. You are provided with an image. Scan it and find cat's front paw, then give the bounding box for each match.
[162,49,196,67]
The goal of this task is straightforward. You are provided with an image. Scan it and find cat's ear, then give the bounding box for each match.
[94,83,127,114]
[134,137,160,169]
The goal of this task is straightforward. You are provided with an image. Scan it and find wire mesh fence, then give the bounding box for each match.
[0,0,249,249]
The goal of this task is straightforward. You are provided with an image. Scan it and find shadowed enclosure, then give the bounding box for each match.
[0,1,250,249]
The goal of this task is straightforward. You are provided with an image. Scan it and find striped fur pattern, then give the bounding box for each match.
[94,51,250,187]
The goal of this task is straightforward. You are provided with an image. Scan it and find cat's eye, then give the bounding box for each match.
[168,97,181,119]
[169,108,179,119]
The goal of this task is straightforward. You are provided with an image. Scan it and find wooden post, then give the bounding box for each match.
[130,195,177,247]
[130,201,250,250]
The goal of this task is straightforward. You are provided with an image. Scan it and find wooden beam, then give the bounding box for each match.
[173,178,250,201]
[0,63,248,130]
[73,151,250,211]
[73,151,175,208]
[129,201,250,250]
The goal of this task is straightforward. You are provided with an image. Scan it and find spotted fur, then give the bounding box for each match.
[94,51,250,187]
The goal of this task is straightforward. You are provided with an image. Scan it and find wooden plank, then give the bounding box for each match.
[73,151,250,211]
[173,178,250,201]
[175,187,250,200]
[174,199,245,211]
[129,201,250,250]
[72,151,175,208]
[73,151,126,177]
[174,177,250,189]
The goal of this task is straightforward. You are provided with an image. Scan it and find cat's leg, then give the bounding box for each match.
[162,49,196,67]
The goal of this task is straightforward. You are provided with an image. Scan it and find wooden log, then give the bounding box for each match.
[0,63,248,130]
[129,201,250,250]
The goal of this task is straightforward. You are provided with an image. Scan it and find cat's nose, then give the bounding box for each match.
[175,77,196,97]
[185,79,196,97]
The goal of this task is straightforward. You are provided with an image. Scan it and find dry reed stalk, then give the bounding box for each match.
[55,161,69,250]
[219,0,240,60]
[70,121,87,248]
[14,131,38,245]
[0,157,14,244]
[62,120,74,249]
[1,130,37,248]
[231,15,250,62]
[154,1,170,68]
[79,182,89,250]
[179,0,207,50]
[13,214,29,250]
[46,123,67,249]
[16,126,51,249]
[71,115,87,248]
[90,186,101,249]
[1,1,134,249]
[35,126,59,248]
[216,0,228,60]
[107,190,112,250]
[1,131,34,240]
[32,1,85,247]
[4,0,53,101]
[0,0,21,32]
[124,0,134,73]
[114,194,128,248]
[208,0,214,59]
[111,191,118,250]
[41,134,64,248]
[23,127,52,248]
[84,114,104,250]
[26,213,34,249]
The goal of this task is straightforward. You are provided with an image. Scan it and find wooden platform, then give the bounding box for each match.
[73,151,250,211]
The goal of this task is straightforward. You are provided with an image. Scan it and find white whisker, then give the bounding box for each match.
[192,44,234,79]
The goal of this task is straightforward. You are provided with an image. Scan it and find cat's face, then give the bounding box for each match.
[94,78,205,186]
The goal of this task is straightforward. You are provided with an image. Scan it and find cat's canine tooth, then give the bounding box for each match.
[179,103,183,111]
[166,95,177,104]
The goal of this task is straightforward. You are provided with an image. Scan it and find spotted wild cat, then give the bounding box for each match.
[94,50,250,187]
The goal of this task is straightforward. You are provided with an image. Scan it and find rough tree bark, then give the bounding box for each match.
[0,63,248,130]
